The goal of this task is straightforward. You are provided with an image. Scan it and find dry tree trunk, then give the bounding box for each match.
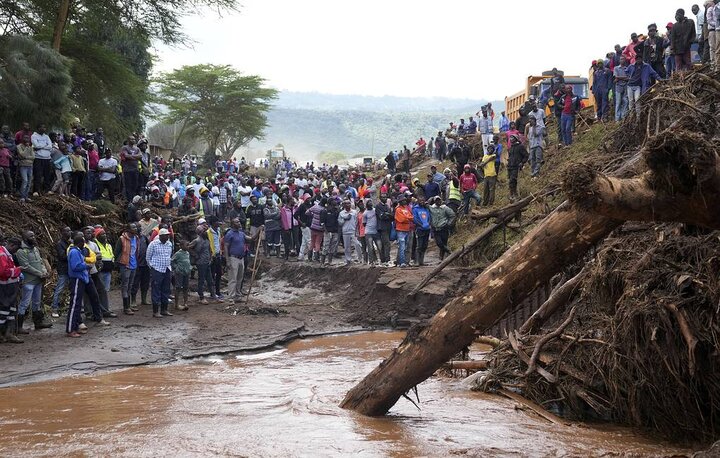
[52,0,71,51]
[340,203,620,416]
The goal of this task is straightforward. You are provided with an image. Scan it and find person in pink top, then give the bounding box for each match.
[0,139,12,196]
[505,122,524,151]
[622,32,642,64]
[459,164,481,215]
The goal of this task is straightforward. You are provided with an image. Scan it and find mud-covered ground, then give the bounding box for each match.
[0,249,473,387]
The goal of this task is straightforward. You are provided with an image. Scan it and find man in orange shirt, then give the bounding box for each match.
[394,196,413,268]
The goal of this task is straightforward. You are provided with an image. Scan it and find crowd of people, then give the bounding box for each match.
[0,5,711,343]
[0,136,481,341]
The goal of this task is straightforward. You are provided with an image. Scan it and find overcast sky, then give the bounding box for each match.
[155,0,695,101]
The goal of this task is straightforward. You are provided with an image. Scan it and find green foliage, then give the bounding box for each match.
[154,64,278,164]
[0,35,73,128]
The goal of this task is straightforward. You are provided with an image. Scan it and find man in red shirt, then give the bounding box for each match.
[459,164,481,214]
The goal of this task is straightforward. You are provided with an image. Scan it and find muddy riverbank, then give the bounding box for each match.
[0,257,469,387]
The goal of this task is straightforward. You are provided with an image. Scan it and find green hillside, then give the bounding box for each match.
[248,92,505,162]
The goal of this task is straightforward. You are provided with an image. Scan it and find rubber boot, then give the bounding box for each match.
[320,255,326,265]
[3,322,23,343]
[16,314,29,334]
[307,250,313,262]
[175,289,187,311]
[123,297,134,315]
[141,291,150,306]
[129,295,137,311]
[418,252,425,267]
[33,311,53,329]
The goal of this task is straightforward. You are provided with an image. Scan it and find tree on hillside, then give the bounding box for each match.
[154,64,277,165]
[0,35,73,128]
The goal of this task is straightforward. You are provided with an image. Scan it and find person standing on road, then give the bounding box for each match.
[66,233,91,338]
[429,196,455,261]
[223,218,255,304]
[171,239,191,311]
[320,198,340,266]
[16,230,52,332]
[0,234,23,343]
[394,196,413,268]
[375,193,393,265]
[338,200,359,265]
[146,228,174,318]
[114,224,139,315]
[50,227,72,317]
[412,198,432,266]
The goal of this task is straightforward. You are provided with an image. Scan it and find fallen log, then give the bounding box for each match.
[474,335,501,348]
[518,269,587,335]
[341,202,621,415]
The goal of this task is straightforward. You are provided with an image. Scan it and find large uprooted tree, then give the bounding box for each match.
[341,67,720,440]
[154,64,277,166]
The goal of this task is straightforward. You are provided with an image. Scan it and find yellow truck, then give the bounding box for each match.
[505,70,594,122]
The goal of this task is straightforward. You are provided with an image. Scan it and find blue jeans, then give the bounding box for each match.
[397,231,408,266]
[150,268,172,313]
[51,273,69,311]
[83,171,96,201]
[615,85,628,121]
[462,190,482,214]
[594,91,609,120]
[560,114,574,145]
[627,86,642,113]
[99,271,112,293]
[20,166,33,199]
[19,283,43,315]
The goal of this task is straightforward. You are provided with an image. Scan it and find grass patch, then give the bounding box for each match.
[445,122,618,268]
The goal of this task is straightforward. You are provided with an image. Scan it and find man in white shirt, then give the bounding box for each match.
[236,179,252,211]
[31,124,54,194]
[97,149,118,201]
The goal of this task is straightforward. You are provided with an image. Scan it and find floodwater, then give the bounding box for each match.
[0,331,691,457]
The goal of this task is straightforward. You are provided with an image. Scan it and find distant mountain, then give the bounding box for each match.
[243,92,505,163]
[274,91,497,113]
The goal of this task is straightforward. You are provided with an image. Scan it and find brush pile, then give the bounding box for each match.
[0,195,124,257]
[474,66,720,440]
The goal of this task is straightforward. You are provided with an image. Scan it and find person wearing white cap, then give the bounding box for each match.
[146,228,174,317]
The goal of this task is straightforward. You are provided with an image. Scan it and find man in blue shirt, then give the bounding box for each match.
[66,233,91,337]
[627,54,662,112]
[591,61,612,122]
[423,174,441,200]
[613,56,630,121]
[223,218,256,304]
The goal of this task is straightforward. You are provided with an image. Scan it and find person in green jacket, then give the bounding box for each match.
[171,239,191,311]
[15,230,53,331]
[428,196,456,260]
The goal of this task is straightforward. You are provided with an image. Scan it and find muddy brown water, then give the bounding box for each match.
[0,331,692,457]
